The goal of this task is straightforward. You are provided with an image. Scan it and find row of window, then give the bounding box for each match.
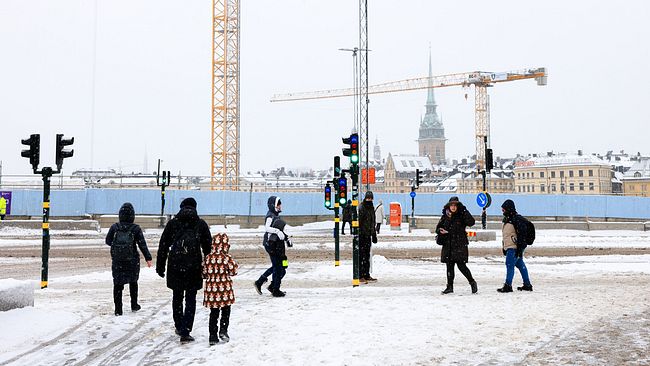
[517,182,597,193]
[517,169,595,179]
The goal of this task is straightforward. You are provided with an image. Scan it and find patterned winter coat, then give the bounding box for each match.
[202,233,239,308]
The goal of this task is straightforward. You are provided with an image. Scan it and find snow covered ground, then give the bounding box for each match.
[0,254,649,365]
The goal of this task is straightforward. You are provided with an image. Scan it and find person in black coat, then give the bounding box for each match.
[435,197,477,294]
[358,191,378,283]
[156,197,212,343]
[106,203,153,316]
[254,196,291,297]
[341,201,352,235]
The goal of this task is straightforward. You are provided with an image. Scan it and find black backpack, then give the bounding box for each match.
[169,224,201,271]
[517,215,536,246]
[111,225,135,262]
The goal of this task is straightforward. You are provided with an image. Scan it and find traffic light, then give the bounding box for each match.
[21,134,40,171]
[342,133,359,164]
[485,148,494,172]
[415,168,424,188]
[324,184,332,208]
[337,177,348,205]
[333,156,341,177]
[55,134,74,170]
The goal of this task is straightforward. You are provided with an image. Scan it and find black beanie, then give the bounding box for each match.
[449,196,459,203]
[501,199,516,212]
[180,197,197,209]
[364,191,374,200]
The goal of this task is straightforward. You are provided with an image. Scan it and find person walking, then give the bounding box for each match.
[105,203,153,316]
[358,191,378,283]
[203,233,239,345]
[156,197,212,343]
[375,199,385,234]
[497,199,533,293]
[0,195,7,220]
[435,197,478,294]
[254,196,292,297]
[341,201,352,235]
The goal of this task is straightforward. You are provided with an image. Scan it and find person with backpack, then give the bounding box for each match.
[105,203,153,316]
[156,197,212,343]
[341,201,352,235]
[202,233,239,345]
[254,196,292,297]
[375,199,385,234]
[497,199,534,293]
[358,191,378,284]
[435,197,478,294]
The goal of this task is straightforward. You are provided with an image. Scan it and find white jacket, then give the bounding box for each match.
[375,202,385,225]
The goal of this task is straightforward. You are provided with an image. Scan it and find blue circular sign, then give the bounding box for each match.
[410,191,416,198]
[476,192,488,208]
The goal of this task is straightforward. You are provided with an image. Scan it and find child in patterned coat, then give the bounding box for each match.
[202,233,239,345]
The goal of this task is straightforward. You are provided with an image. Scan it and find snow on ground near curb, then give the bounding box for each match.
[1,255,649,365]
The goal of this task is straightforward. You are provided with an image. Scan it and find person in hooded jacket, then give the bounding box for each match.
[203,233,239,345]
[254,196,291,297]
[156,197,212,343]
[498,199,533,293]
[341,201,352,235]
[375,199,385,234]
[435,197,478,294]
[106,203,153,316]
[358,191,378,283]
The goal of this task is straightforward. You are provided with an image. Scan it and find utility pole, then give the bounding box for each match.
[156,159,170,228]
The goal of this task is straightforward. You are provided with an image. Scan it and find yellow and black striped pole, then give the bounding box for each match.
[334,202,340,267]
[40,167,53,289]
[351,164,360,287]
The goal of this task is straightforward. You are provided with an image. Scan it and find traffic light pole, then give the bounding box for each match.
[351,166,360,287]
[481,170,487,229]
[40,167,52,289]
[410,186,415,233]
[334,204,340,266]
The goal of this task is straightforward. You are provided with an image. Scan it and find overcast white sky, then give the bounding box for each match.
[1,1,648,176]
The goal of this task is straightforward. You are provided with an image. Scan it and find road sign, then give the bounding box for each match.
[410,191,416,198]
[476,192,492,208]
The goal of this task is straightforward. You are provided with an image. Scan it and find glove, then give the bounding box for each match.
[515,247,523,258]
[286,238,293,248]
[277,231,285,241]
[372,234,377,244]
[502,249,507,256]
[156,269,165,278]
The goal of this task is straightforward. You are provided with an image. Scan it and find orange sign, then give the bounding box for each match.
[389,202,402,230]
[361,167,376,185]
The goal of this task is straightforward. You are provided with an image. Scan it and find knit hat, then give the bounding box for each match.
[180,197,197,209]
[364,191,374,200]
[501,199,516,213]
[448,196,459,203]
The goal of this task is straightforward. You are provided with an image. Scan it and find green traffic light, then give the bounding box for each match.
[339,198,346,205]
[351,156,358,163]
[325,200,331,207]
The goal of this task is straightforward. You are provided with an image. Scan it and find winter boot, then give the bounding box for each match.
[365,276,377,283]
[180,335,195,344]
[517,284,533,291]
[497,284,513,293]
[470,281,478,294]
[441,284,453,294]
[130,282,140,311]
[271,288,286,297]
[254,278,267,295]
[113,286,123,316]
[209,335,219,346]
[219,330,230,343]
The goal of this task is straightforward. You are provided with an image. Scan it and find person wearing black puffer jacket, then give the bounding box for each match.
[435,197,477,294]
[358,191,378,283]
[497,199,533,293]
[156,197,212,344]
[106,203,153,316]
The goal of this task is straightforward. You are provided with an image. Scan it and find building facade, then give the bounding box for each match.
[622,158,650,197]
[417,51,446,165]
[384,154,433,193]
[455,170,515,194]
[513,154,613,195]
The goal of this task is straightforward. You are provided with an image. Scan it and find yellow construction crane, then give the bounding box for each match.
[271,67,547,171]
[212,0,240,190]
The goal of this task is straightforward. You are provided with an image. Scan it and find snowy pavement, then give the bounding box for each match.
[1,254,649,365]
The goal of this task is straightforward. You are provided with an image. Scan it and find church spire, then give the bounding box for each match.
[426,45,436,106]
[420,46,442,130]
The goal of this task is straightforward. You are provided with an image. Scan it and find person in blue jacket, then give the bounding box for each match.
[254,196,292,297]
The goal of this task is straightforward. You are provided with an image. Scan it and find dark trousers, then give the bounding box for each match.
[375,223,382,234]
[260,251,286,291]
[359,235,372,278]
[172,289,197,337]
[0,214,5,220]
[113,282,138,311]
[209,306,231,337]
[341,221,350,234]
[446,262,474,285]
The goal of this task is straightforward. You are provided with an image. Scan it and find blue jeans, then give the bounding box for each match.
[505,248,531,286]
